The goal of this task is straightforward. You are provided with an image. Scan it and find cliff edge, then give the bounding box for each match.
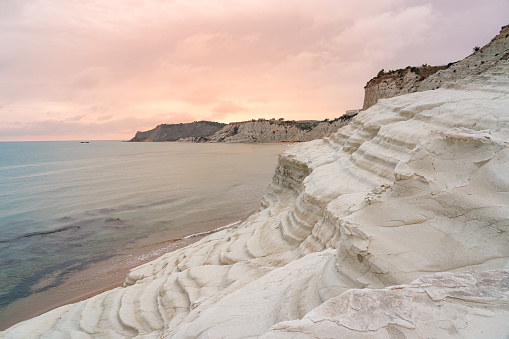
[130,114,359,144]
[129,121,226,142]
[209,114,358,143]
[362,65,447,109]
[363,24,509,109]
[2,26,509,339]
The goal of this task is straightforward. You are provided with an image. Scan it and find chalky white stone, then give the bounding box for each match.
[2,25,509,339]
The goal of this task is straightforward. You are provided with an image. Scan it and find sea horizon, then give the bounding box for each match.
[0,140,286,330]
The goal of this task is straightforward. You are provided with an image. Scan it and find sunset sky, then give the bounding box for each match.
[0,1,507,141]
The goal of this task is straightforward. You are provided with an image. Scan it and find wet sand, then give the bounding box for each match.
[0,217,246,331]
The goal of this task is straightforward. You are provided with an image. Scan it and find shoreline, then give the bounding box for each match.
[0,219,246,331]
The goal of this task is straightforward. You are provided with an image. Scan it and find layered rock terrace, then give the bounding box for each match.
[208,116,356,143]
[2,25,509,339]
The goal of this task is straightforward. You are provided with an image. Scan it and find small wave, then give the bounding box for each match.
[183,220,242,239]
[117,220,244,269]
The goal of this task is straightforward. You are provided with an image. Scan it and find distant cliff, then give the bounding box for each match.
[209,114,358,143]
[129,113,360,143]
[4,24,509,339]
[129,121,226,142]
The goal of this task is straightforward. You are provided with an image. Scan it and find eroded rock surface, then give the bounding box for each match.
[262,270,509,338]
[2,26,509,339]
[362,66,446,109]
[363,24,509,109]
[208,117,353,143]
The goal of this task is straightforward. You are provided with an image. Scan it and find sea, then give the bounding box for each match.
[0,140,287,330]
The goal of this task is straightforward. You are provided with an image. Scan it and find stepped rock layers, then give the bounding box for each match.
[2,26,509,338]
[130,121,226,142]
[418,25,509,91]
[129,117,357,143]
[208,117,355,143]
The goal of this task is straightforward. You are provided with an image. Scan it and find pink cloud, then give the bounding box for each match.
[66,114,85,121]
[212,101,249,115]
[0,112,197,141]
[89,104,110,113]
[0,0,507,140]
[178,86,220,105]
[248,96,269,104]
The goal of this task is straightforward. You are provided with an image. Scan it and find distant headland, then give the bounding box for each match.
[129,111,360,143]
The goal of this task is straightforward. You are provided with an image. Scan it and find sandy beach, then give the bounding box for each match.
[0,217,245,330]
[0,142,286,332]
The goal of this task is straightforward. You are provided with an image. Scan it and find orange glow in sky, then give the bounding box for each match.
[0,0,508,141]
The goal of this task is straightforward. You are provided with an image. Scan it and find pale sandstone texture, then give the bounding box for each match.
[262,270,509,338]
[362,66,442,109]
[208,117,353,143]
[2,26,509,339]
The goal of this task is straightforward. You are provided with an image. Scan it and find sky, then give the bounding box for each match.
[0,0,507,141]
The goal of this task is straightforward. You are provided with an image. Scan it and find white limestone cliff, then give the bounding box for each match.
[419,25,509,91]
[208,117,353,143]
[2,26,509,339]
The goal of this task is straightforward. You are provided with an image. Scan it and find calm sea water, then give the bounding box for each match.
[0,141,286,329]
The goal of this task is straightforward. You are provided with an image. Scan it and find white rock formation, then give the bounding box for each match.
[2,26,509,339]
[262,270,509,338]
[208,118,352,143]
[419,25,509,91]
[363,25,509,109]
